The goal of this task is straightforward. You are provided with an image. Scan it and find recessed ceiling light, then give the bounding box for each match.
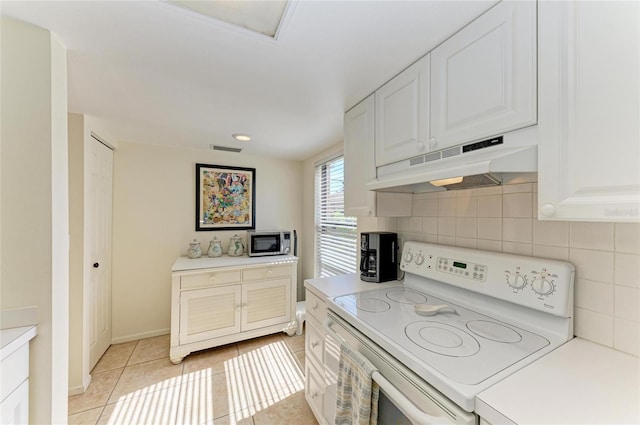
[232,134,252,142]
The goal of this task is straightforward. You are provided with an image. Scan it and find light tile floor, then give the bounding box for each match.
[68,332,317,425]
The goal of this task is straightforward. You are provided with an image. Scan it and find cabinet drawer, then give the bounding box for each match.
[0,343,29,403]
[305,362,325,423]
[305,315,325,368]
[242,264,291,282]
[181,269,241,290]
[305,289,327,322]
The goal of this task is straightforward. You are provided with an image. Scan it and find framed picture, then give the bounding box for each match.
[195,163,256,231]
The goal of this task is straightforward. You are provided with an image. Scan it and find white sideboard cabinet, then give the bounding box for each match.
[170,255,298,364]
[537,0,640,221]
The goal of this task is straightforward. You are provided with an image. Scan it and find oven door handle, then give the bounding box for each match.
[323,318,452,425]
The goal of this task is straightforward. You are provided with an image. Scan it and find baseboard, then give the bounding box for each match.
[68,374,92,396]
[111,328,170,344]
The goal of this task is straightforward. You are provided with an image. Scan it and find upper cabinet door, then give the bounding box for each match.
[537,1,640,221]
[430,1,537,150]
[375,55,430,167]
[344,95,377,217]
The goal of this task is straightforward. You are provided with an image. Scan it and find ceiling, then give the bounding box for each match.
[1,0,496,160]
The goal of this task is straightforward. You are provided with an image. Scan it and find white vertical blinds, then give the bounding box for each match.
[315,156,357,277]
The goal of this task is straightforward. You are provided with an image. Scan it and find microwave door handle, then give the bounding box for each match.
[323,319,452,425]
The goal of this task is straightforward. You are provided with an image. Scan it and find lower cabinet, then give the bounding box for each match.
[170,256,298,364]
[304,287,331,424]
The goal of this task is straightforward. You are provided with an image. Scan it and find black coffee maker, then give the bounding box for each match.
[359,232,398,283]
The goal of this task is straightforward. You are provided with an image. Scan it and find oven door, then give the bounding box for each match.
[324,311,476,425]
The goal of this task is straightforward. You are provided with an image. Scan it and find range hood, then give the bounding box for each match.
[367,128,538,193]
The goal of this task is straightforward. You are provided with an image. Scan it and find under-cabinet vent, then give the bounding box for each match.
[410,156,425,166]
[442,147,461,158]
[210,144,242,153]
[424,152,441,163]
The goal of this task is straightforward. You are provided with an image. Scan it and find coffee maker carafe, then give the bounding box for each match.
[360,232,397,283]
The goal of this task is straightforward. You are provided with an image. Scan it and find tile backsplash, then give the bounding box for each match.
[378,182,640,356]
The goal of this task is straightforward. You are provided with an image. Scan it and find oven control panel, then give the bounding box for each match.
[400,241,575,317]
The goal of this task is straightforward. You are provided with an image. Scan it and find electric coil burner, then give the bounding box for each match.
[327,241,575,412]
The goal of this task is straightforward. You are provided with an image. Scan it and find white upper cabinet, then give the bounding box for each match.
[374,55,430,167]
[537,1,640,221]
[344,95,377,217]
[430,1,537,150]
[344,95,412,217]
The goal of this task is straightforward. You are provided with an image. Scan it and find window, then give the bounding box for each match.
[314,155,357,277]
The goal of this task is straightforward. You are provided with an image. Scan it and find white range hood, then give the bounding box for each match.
[367,127,538,193]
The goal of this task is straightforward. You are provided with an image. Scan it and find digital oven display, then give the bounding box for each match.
[453,261,467,269]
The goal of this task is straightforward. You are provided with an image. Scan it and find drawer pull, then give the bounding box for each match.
[209,276,217,282]
[311,391,318,399]
[266,269,273,276]
[311,341,319,348]
[312,302,318,311]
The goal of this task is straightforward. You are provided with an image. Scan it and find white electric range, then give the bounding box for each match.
[324,241,575,422]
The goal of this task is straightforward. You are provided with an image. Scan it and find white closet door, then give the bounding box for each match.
[242,279,291,331]
[179,286,242,344]
[430,1,537,149]
[87,136,114,369]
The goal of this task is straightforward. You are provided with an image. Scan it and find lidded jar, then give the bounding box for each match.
[228,234,244,257]
[187,239,202,259]
[207,236,222,258]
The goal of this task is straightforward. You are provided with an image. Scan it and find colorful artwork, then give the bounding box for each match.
[196,164,255,231]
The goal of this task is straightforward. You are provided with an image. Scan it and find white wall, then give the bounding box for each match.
[111,141,302,342]
[380,181,640,357]
[0,16,69,423]
[300,142,343,287]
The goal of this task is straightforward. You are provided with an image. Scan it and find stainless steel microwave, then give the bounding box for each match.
[247,230,294,257]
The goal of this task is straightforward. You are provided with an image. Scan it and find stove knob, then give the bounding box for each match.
[414,254,424,265]
[532,278,554,296]
[403,251,413,263]
[507,273,527,289]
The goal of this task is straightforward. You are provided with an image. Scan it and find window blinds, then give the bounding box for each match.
[314,156,357,278]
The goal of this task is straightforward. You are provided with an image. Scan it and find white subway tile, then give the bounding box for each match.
[456,218,477,239]
[476,186,503,196]
[438,191,457,199]
[438,197,456,217]
[615,223,640,254]
[424,234,438,243]
[570,222,615,251]
[614,318,640,356]
[412,199,423,217]
[456,238,478,249]
[575,278,614,315]
[412,192,424,201]
[532,244,570,261]
[615,253,640,288]
[477,218,502,241]
[532,183,538,193]
[455,188,477,197]
[438,217,456,236]
[477,239,502,252]
[533,220,570,247]
[423,192,440,201]
[503,218,533,243]
[423,199,439,217]
[570,248,615,284]
[477,195,502,218]
[502,242,533,256]
[456,196,477,217]
[615,285,640,322]
[396,217,409,232]
[575,308,614,347]
[502,183,532,194]
[503,193,533,218]
[437,235,456,246]
[422,217,438,235]
[408,217,423,233]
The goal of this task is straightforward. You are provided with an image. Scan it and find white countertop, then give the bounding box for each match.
[172,254,298,271]
[476,338,640,424]
[304,272,402,298]
[0,325,37,362]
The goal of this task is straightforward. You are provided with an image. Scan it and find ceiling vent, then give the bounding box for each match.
[210,144,242,153]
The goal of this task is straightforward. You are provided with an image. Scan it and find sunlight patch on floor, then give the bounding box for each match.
[103,340,304,424]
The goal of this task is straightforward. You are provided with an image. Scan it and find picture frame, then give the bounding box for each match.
[195,163,256,231]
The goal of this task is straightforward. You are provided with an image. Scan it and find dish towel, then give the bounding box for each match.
[335,341,380,425]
